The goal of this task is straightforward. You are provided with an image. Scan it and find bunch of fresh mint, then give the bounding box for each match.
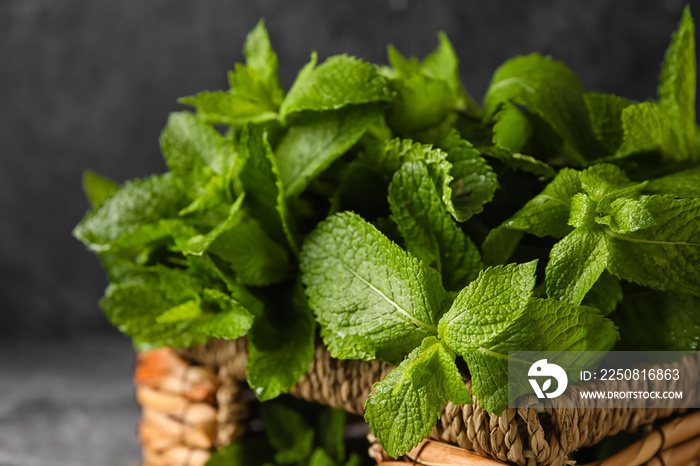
[75,7,700,459]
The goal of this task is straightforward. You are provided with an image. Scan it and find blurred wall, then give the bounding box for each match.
[0,0,694,336]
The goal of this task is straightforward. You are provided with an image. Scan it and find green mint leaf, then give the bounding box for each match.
[315,408,347,465]
[658,6,696,160]
[389,160,482,291]
[440,131,499,221]
[438,261,537,348]
[645,167,700,198]
[82,170,118,209]
[614,290,700,351]
[615,102,675,159]
[275,104,383,197]
[247,286,315,401]
[545,227,608,305]
[73,173,187,252]
[179,194,246,255]
[483,53,601,161]
[466,298,618,413]
[584,93,633,154]
[308,449,337,466]
[208,218,290,286]
[160,112,229,196]
[244,19,283,98]
[605,194,700,297]
[420,32,463,97]
[581,271,623,316]
[280,54,392,118]
[491,103,532,152]
[364,337,470,458]
[481,145,557,179]
[480,226,524,266]
[300,212,450,363]
[239,125,297,252]
[260,401,316,464]
[179,21,283,126]
[100,268,253,349]
[596,198,654,234]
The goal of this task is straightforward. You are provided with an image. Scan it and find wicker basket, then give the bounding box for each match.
[134,339,700,466]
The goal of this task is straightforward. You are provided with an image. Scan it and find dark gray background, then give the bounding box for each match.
[0,1,697,464]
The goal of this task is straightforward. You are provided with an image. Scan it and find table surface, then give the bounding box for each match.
[0,336,142,466]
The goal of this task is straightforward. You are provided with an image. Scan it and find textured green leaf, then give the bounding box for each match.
[179,21,283,126]
[584,93,633,154]
[247,287,315,401]
[364,337,470,457]
[545,227,608,305]
[491,103,532,152]
[179,194,246,255]
[659,6,696,160]
[421,32,463,96]
[645,167,700,198]
[239,125,297,251]
[483,53,601,161]
[280,54,392,118]
[389,160,482,291]
[300,212,450,362]
[596,198,654,234]
[73,174,187,252]
[276,104,383,197]
[615,102,675,159]
[82,170,118,209]
[440,131,499,221]
[614,290,700,351]
[100,268,253,349]
[605,195,700,296]
[481,145,557,179]
[438,261,538,349]
[465,298,618,413]
[160,112,229,196]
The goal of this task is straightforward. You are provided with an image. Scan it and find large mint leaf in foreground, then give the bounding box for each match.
[389,160,482,291]
[364,337,470,458]
[276,104,383,197]
[280,54,393,118]
[464,298,618,413]
[438,261,537,349]
[300,212,450,363]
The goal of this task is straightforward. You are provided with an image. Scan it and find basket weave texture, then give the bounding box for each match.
[136,338,700,466]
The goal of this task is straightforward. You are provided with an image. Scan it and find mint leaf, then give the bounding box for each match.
[584,93,633,154]
[180,21,283,126]
[659,6,696,160]
[419,32,463,97]
[615,102,675,159]
[82,170,118,209]
[73,173,187,252]
[178,194,246,255]
[482,168,580,264]
[581,271,623,316]
[275,105,382,197]
[545,227,608,305]
[645,167,700,198]
[208,219,290,286]
[440,131,499,221]
[389,160,482,291]
[247,286,315,401]
[364,337,470,457]
[605,194,700,297]
[438,261,538,348]
[614,290,700,351]
[160,112,230,197]
[465,298,618,413]
[491,103,532,152]
[100,267,253,349]
[483,53,601,161]
[315,408,347,465]
[280,54,392,118]
[300,212,450,362]
[239,125,297,251]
